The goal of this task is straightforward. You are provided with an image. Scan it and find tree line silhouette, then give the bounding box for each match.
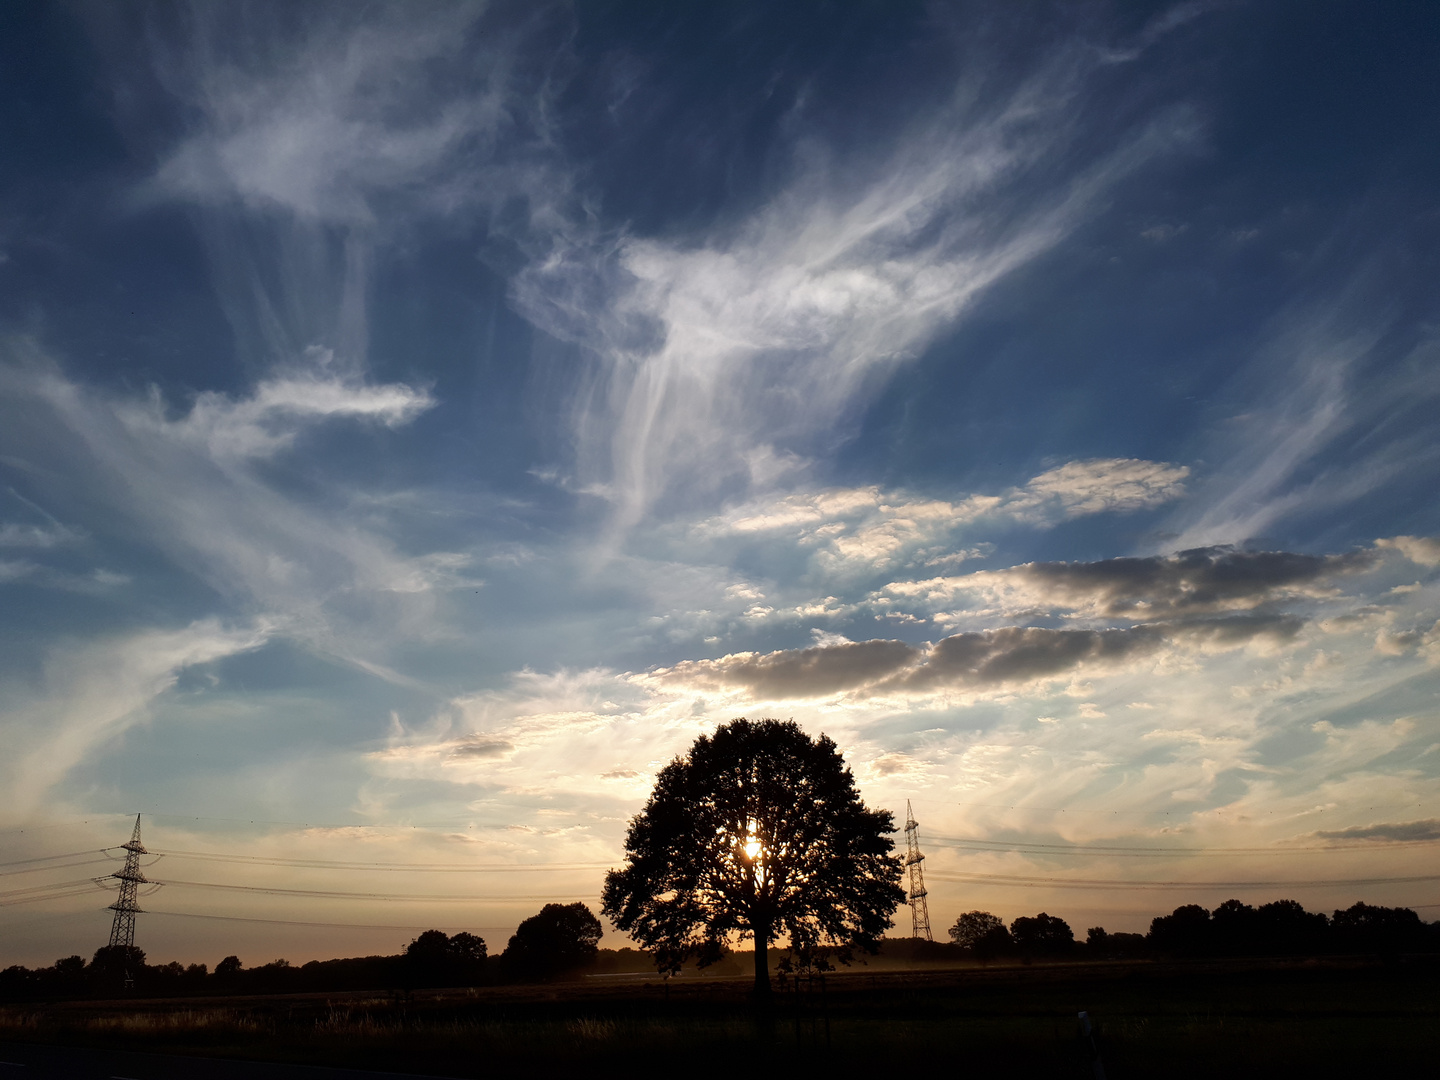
[0,900,602,1000]
[4,895,1435,1001]
[945,898,1438,960]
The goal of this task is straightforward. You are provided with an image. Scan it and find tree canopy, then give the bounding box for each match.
[1010,912,1074,955]
[948,911,1012,957]
[601,718,904,997]
[504,902,602,980]
[404,929,487,987]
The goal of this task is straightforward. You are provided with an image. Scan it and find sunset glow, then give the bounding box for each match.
[2,2,1438,970]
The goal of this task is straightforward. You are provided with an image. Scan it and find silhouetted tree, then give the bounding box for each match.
[505,903,602,980]
[450,932,487,965]
[405,929,487,987]
[1255,899,1327,955]
[214,955,243,989]
[88,945,145,994]
[50,955,86,994]
[949,911,1014,958]
[1149,904,1212,955]
[602,718,904,1000]
[1211,899,1261,954]
[1332,902,1427,956]
[1010,912,1074,955]
[1086,927,1149,958]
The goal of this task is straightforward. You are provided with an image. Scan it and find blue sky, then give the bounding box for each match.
[3,1,1439,966]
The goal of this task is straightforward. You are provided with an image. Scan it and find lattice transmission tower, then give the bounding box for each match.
[903,800,932,940]
[104,814,153,953]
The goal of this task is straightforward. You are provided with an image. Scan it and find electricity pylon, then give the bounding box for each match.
[903,800,932,941]
[105,815,150,954]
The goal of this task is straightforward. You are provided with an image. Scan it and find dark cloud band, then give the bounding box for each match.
[988,545,1379,617]
[655,613,1299,700]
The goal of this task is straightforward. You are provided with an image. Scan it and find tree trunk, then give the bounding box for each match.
[753,927,771,1000]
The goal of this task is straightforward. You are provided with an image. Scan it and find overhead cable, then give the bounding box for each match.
[926,870,1440,891]
[152,877,598,903]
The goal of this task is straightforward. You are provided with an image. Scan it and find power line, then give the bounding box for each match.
[0,849,112,869]
[948,800,1430,818]
[145,813,519,831]
[0,813,532,834]
[150,849,613,872]
[0,888,105,908]
[926,834,1440,857]
[151,878,599,903]
[926,870,1440,891]
[0,818,134,836]
[147,911,519,932]
[0,877,108,902]
[0,857,114,877]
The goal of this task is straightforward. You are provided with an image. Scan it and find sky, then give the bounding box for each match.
[3,1,1439,969]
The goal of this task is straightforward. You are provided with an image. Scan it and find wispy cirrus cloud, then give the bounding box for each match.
[514,40,1199,530]
[691,458,1189,572]
[1161,277,1440,552]
[142,1,513,225]
[1,618,269,818]
[113,0,572,380]
[0,344,452,659]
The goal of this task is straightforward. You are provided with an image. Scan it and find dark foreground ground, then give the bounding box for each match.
[2,957,1437,1079]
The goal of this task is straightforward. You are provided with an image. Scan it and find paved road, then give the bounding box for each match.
[0,1043,460,1080]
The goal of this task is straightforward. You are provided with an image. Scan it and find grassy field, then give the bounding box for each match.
[2,957,1436,1078]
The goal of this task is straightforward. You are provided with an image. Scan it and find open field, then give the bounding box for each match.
[2,957,1436,1078]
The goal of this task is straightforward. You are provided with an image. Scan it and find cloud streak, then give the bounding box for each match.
[648,615,1299,703]
[692,459,1188,572]
[513,50,1198,530]
[0,345,449,664]
[883,544,1382,621]
[2,619,268,818]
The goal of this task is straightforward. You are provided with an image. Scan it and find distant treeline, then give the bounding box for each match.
[0,901,608,1001]
[4,898,1435,1001]
[939,899,1440,961]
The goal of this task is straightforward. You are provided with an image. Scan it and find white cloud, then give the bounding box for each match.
[151,354,433,462]
[692,458,1187,573]
[513,43,1197,531]
[0,522,79,548]
[146,2,505,225]
[366,668,709,810]
[0,347,450,667]
[1013,459,1191,518]
[2,619,269,818]
[1377,535,1440,567]
[1162,295,1440,551]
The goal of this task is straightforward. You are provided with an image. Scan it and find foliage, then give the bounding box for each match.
[405,929,487,987]
[1009,913,1073,955]
[505,903,602,980]
[601,718,905,996]
[3,898,1436,1005]
[948,911,1014,957]
[88,945,146,992]
[1331,901,1429,955]
[1086,928,1149,958]
[1148,904,1213,955]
